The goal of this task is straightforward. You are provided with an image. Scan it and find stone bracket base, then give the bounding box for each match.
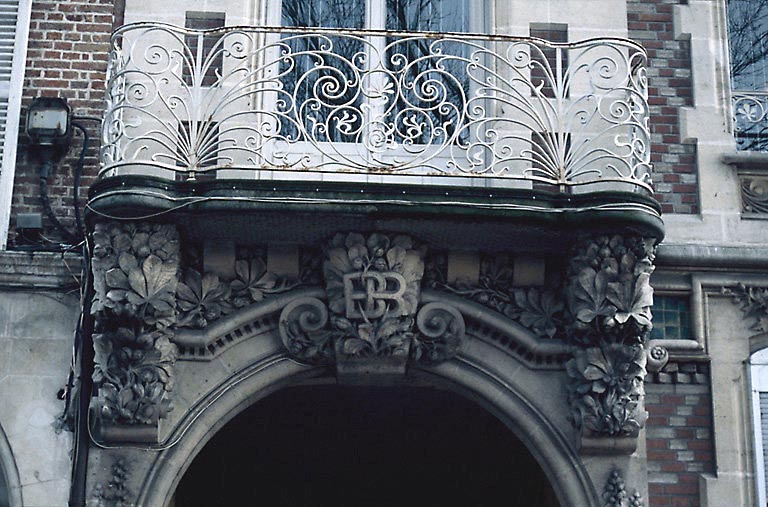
[579,434,639,455]
[94,422,160,444]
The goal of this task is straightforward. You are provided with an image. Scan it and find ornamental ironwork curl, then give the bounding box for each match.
[101,23,652,192]
[733,91,768,152]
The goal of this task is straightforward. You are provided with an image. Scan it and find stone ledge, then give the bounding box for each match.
[0,250,83,289]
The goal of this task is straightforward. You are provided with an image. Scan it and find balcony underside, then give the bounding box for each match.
[87,175,664,249]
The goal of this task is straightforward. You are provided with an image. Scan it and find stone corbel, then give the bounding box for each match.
[279,232,467,383]
[90,222,181,442]
[564,235,656,454]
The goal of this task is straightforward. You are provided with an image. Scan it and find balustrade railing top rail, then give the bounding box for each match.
[101,22,653,193]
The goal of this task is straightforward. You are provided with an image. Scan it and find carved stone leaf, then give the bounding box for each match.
[326,247,352,277]
[607,273,653,327]
[573,268,616,323]
[126,255,177,312]
[118,252,138,274]
[105,268,130,290]
[386,246,406,270]
[400,252,425,285]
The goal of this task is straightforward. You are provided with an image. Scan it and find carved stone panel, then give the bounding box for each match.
[90,222,181,434]
[564,235,656,445]
[279,232,467,379]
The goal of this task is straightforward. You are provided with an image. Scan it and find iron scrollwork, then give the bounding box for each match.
[102,24,652,194]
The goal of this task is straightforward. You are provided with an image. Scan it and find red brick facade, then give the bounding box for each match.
[627,0,699,214]
[8,0,113,246]
[646,363,715,507]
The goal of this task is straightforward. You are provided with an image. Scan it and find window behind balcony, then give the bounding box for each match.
[278,0,470,145]
[728,0,768,151]
[184,12,226,88]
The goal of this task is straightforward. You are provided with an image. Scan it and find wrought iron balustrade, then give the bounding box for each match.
[732,91,768,152]
[101,23,652,193]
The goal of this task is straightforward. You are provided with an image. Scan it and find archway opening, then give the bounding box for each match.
[173,383,558,506]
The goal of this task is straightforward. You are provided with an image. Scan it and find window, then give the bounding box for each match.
[650,295,692,341]
[0,0,32,249]
[529,24,568,99]
[274,0,473,145]
[751,348,768,507]
[184,12,226,88]
[727,0,768,151]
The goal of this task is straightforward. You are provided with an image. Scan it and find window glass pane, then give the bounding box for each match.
[385,0,471,145]
[728,0,768,91]
[386,0,468,32]
[282,0,365,29]
[649,295,692,341]
[280,0,366,142]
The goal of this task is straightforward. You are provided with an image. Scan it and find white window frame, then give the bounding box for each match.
[0,0,32,250]
[751,347,768,507]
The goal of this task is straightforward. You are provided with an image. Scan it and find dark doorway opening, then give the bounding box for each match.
[174,384,559,506]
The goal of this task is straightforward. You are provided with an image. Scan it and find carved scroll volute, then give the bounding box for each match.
[564,235,656,448]
[279,297,333,364]
[90,222,180,438]
[412,302,466,364]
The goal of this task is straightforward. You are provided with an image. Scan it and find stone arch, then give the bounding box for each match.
[134,292,598,507]
[0,422,22,507]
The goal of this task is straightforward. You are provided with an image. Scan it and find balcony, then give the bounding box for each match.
[89,23,663,246]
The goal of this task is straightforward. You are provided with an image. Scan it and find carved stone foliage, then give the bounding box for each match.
[442,257,565,340]
[279,233,467,368]
[91,222,180,426]
[565,236,655,347]
[602,468,644,507]
[722,283,768,334]
[565,235,656,440]
[92,459,132,507]
[177,257,289,329]
[566,344,647,437]
[741,175,768,215]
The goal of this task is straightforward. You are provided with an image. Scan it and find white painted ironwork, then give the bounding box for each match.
[733,91,768,152]
[101,23,652,193]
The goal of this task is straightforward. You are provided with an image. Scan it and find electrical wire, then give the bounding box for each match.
[70,121,88,241]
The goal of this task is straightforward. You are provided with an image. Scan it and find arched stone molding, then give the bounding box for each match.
[0,422,23,507]
[124,290,601,507]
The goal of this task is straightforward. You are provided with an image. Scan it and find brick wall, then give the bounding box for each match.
[8,0,114,247]
[646,362,714,507]
[627,0,699,215]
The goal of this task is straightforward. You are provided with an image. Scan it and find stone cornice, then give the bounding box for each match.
[0,250,83,289]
